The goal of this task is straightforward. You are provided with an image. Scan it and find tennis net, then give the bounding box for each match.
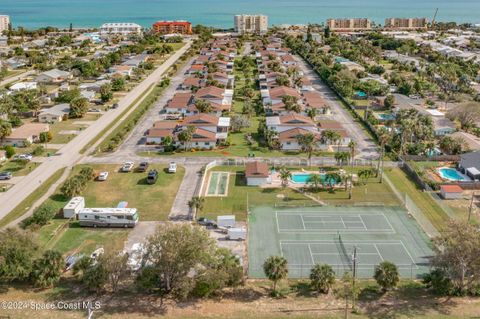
[337,234,352,271]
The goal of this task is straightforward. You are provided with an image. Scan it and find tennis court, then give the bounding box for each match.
[206,171,229,196]
[249,206,433,278]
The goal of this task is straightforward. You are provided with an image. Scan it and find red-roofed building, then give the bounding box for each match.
[440,185,464,199]
[245,161,272,186]
[152,21,192,34]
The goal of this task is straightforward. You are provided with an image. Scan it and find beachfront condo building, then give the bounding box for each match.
[234,15,268,34]
[99,23,142,36]
[0,15,10,34]
[326,18,372,31]
[384,18,428,30]
[152,21,192,34]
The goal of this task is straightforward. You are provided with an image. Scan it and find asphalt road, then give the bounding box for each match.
[0,41,192,220]
[0,70,36,87]
[294,56,379,160]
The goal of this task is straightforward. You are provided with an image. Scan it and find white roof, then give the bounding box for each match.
[467,167,480,175]
[39,103,70,116]
[101,22,141,28]
[426,109,445,117]
[217,215,235,221]
[266,116,281,126]
[80,207,137,215]
[218,117,231,127]
[64,196,85,210]
[40,68,70,78]
[10,82,37,91]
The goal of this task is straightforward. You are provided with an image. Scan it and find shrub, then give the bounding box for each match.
[4,145,15,158]
[20,203,58,229]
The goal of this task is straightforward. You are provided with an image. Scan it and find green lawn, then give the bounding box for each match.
[202,166,317,221]
[0,160,39,176]
[385,168,450,230]
[0,168,65,227]
[48,116,102,144]
[49,222,129,255]
[75,164,185,221]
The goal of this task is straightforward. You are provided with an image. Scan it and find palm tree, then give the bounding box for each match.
[178,126,196,151]
[307,108,317,121]
[358,169,373,185]
[195,99,213,113]
[377,129,390,183]
[296,133,317,165]
[188,196,205,216]
[324,172,340,192]
[263,255,288,296]
[334,152,349,168]
[307,174,323,192]
[374,261,400,292]
[348,141,356,168]
[279,167,292,191]
[310,264,336,294]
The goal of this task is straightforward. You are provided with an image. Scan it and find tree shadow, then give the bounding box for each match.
[361,282,457,319]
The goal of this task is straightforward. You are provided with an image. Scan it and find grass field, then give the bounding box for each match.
[385,168,450,230]
[0,168,65,227]
[71,164,184,221]
[48,222,129,255]
[48,116,102,144]
[201,166,318,221]
[0,159,39,176]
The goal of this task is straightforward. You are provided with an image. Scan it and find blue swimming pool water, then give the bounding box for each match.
[377,113,395,121]
[291,173,339,184]
[438,168,469,181]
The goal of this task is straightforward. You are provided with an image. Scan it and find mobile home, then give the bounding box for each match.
[78,208,139,228]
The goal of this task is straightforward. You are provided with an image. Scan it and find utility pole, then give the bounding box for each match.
[344,281,349,319]
[352,246,357,310]
[468,192,476,222]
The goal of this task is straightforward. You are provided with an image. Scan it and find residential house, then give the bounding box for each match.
[180,113,231,143]
[2,123,50,146]
[9,82,38,91]
[38,104,70,123]
[109,65,134,77]
[165,92,195,115]
[318,120,351,147]
[145,121,178,144]
[266,113,317,133]
[303,91,328,114]
[35,69,72,84]
[194,86,232,113]
[179,77,204,90]
[458,151,480,180]
[245,161,272,186]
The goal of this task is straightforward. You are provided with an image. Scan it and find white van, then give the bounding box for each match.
[227,227,247,241]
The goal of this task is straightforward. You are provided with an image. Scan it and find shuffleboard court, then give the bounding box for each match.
[206,171,229,196]
[249,205,433,279]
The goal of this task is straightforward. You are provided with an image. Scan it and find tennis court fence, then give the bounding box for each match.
[382,173,440,238]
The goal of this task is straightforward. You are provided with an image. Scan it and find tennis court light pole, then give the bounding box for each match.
[351,246,357,310]
[468,192,475,222]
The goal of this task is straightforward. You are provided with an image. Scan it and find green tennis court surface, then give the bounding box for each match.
[249,206,433,279]
[206,171,229,196]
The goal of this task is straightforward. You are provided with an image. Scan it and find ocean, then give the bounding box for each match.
[2,0,480,29]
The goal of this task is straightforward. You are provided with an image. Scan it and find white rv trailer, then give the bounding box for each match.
[78,207,139,228]
[63,196,85,218]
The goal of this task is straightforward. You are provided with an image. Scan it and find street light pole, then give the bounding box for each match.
[352,246,357,310]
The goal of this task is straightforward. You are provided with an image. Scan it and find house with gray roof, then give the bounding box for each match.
[38,103,70,123]
[458,151,480,181]
[35,69,72,84]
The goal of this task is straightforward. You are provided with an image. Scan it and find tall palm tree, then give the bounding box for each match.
[307,108,317,121]
[188,196,205,216]
[334,152,349,168]
[324,172,340,192]
[178,126,195,151]
[296,133,317,165]
[263,255,288,296]
[358,169,373,185]
[278,167,292,193]
[348,141,356,168]
[307,174,323,192]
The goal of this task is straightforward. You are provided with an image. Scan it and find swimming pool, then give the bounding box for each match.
[437,167,470,182]
[290,173,339,184]
[377,113,395,121]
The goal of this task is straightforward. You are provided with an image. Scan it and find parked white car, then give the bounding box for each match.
[16,153,33,161]
[168,162,177,173]
[97,171,109,181]
[121,162,134,172]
